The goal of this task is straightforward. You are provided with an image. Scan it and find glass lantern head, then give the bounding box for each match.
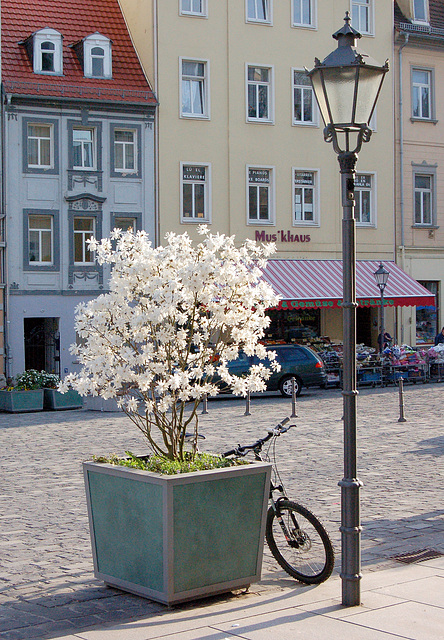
[307,13,389,131]
[374,262,390,291]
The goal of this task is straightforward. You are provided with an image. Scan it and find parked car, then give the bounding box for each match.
[219,344,327,397]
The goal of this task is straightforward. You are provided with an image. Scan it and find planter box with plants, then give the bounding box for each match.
[43,388,83,410]
[40,373,83,410]
[0,370,44,412]
[60,226,280,604]
[84,455,271,604]
[0,389,44,412]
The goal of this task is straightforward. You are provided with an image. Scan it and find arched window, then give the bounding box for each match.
[41,41,55,71]
[91,47,105,77]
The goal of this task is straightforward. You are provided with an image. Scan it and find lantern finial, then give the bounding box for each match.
[332,12,361,44]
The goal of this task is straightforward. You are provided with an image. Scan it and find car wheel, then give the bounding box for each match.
[279,375,302,398]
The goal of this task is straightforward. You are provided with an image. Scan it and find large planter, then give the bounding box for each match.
[43,388,83,410]
[83,459,272,605]
[0,389,44,413]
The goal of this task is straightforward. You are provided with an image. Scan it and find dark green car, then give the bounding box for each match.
[223,344,327,397]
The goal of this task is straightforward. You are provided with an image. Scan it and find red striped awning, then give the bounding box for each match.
[261,260,435,310]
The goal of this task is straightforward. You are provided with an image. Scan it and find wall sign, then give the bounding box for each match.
[255,230,311,243]
[276,298,395,311]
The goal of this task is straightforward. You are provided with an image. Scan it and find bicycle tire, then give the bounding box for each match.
[265,500,334,584]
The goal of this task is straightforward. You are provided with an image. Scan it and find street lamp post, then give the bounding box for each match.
[374,263,390,353]
[307,13,388,607]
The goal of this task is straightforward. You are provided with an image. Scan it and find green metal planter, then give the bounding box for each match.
[83,459,272,605]
[0,389,44,412]
[43,389,83,410]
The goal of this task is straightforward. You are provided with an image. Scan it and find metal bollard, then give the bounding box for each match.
[244,390,251,416]
[398,377,407,422]
[291,377,298,418]
[201,393,208,415]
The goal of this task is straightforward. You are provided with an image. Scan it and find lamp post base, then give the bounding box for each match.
[339,476,363,606]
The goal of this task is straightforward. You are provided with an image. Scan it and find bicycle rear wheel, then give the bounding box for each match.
[266,500,334,584]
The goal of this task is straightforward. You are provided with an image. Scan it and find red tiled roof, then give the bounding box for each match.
[1,0,156,105]
[429,0,444,31]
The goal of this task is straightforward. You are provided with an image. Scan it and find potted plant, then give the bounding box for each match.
[0,370,44,412]
[60,226,280,605]
[41,372,83,410]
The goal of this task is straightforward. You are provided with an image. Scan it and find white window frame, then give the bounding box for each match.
[413,0,429,24]
[180,162,211,223]
[292,68,318,126]
[113,128,138,174]
[414,171,434,226]
[247,165,275,225]
[246,0,272,25]
[83,34,112,78]
[27,123,54,169]
[180,0,207,17]
[73,217,96,265]
[28,214,53,265]
[33,28,63,75]
[351,0,374,36]
[412,67,433,120]
[355,172,376,227]
[292,0,316,29]
[292,168,320,226]
[246,64,274,124]
[180,57,210,119]
[73,127,96,170]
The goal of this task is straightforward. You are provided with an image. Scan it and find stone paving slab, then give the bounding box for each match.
[0,384,443,639]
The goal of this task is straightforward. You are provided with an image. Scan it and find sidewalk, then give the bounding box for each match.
[49,558,444,640]
[1,384,443,639]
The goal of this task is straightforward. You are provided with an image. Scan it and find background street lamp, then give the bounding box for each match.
[307,13,388,607]
[374,262,390,353]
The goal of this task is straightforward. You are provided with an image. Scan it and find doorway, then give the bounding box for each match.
[356,307,372,347]
[24,317,60,374]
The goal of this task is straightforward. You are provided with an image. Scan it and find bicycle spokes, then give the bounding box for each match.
[266,501,335,584]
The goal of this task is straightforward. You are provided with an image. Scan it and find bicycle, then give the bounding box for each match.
[223,417,335,584]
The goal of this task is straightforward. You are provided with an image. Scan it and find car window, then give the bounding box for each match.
[227,351,251,369]
[268,346,310,363]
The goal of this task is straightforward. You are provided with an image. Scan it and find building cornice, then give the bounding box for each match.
[395,23,444,48]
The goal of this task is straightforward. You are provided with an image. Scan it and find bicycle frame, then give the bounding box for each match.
[224,419,301,547]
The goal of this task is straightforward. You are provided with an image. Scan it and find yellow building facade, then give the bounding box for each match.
[395,0,444,347]
[119,0,396,346]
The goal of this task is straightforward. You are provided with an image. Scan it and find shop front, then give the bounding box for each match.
[261,259,436,351]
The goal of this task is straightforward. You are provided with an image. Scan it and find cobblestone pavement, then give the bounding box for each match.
[0,384,443,639]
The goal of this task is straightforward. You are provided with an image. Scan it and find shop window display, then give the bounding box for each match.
[264,308,320,343]
[416,281,438,344]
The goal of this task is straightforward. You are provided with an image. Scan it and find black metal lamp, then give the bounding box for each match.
[307,12,388,152]
[374,262,390,291]
[307,13,388,608]
[374,263,390,354]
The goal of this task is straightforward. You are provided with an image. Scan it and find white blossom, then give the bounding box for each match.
[61,227,280,461]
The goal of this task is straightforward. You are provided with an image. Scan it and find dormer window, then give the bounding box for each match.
[41,41,55,71]
[413,0,428,23]
[32,28,63,75]
[91,47,105,77]
[83,34,112,78]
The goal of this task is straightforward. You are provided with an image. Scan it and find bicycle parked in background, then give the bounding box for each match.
[223,417,335,584]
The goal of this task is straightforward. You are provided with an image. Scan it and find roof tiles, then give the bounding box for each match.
[1,0,156,105]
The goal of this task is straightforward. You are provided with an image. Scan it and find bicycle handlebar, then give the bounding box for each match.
[222,417,294,458]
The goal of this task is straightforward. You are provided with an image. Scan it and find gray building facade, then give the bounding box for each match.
[1,0,157,378]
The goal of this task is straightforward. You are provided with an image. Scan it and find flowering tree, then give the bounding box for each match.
[60,226,279,461]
